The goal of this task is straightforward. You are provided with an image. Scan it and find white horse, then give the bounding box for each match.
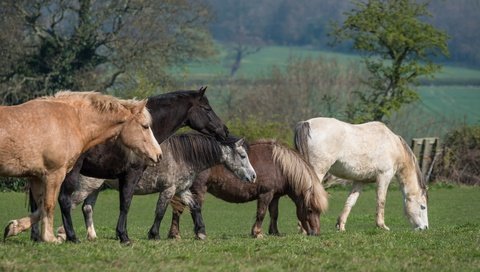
[294,117,428,231]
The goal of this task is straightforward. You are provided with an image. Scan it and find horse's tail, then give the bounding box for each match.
[398,136,428,196]
[294,121,311,163]
[272,143,328,214]
[170,194,193,213]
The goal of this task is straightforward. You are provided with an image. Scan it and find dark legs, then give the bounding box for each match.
[58,155,86,243]
[29,189,41,242]
[268,197,280,235]
[148,187,176,240]
[116,168,144,244]
[82,188,101,241]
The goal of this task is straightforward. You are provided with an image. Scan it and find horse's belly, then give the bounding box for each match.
[329,161,377,182]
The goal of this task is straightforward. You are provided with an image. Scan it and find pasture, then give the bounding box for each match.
[1,184,479,271]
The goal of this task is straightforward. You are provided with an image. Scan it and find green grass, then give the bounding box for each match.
[417,85,480,125]
[181,45,480,83]
[1,184,479,271]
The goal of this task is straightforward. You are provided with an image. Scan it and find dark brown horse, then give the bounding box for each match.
[168,139,328,239]
[31,87,229,244]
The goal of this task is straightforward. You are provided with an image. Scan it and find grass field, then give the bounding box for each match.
[1,184,479,271]
[179,45,480,135]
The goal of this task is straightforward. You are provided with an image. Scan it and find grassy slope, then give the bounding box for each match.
[181,46,480,130]
[1,185,479,271]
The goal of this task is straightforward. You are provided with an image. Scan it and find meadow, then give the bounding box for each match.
[180,46,480,133]
[1,184,479,271]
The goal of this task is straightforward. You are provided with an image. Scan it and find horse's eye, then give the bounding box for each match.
[240,154,246,159]
[142,124,149,129]
[420,205,426,210]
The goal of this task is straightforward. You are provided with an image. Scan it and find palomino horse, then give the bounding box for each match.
[56,133,256,241]
[294,117,428,231]
[31,87,230,244]
[1,91,162,243]
[168,139,328,239]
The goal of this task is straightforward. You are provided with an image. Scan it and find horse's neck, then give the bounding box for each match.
[78,110,129,153]
[149,98,189,143]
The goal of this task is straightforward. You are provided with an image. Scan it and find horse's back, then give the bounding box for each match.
[304,117,403,181]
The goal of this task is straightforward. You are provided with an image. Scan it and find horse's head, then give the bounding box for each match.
[185,86,229,141]
[295,200,321,236]
[405,189,429,230]
[120,100,162,166]
[219,137,256,183]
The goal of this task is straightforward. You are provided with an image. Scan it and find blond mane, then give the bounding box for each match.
[46,91,145,114]
[253,139,328,213]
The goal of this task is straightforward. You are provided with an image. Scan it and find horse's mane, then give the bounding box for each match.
[398,136,428,198]
[47,91,146,115]
[252,139,328,214]
[294,121,311,163]
[149,90,199,103]
[164,133,242,169]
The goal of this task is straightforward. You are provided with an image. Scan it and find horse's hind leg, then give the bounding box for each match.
[82,188,101,241]
[375,174,393,231]
[268,197,280,235]
[251,192,274,238]
[29,188,41,242]
[5,178,43,241]
[336,181,363,231]
[168,197,185,239]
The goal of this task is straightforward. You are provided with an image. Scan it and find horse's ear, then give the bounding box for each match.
[235,138,245,147]
[132,99,147,114]
[197,86,207,98]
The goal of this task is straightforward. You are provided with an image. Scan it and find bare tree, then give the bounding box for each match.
[0,0,215,104]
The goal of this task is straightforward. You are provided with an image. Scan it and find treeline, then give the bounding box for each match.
[206,0,480,67]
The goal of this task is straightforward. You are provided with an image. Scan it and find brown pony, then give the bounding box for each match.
[168,140,328,239]
[0,91,162,243]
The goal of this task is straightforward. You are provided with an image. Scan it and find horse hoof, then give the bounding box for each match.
[3,220,19,241]
[336,223,346,232]
[120,239,132,246]
[168,233,181,240]
[56,228,67,242]
[196,233,206,240]
[253,233,264,239]
[377,224,390,231]
[148,233,160,240]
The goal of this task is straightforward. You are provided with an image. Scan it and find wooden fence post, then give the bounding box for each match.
[411,137,441,183]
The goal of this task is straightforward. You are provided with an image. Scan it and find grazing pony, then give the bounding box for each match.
[168,139,328,239]
[1,91,161,243]
[56,133,256,241]
[32,87,230,244]
[294,117,428,231]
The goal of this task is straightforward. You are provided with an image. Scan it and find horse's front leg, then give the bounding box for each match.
[251,192,274,238]
[148,186,176,240]
[336,181,363,231]
[268,197,280,235]
[116,168,144,245]
[375,175,393,231]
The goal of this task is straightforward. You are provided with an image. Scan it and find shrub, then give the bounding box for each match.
[226,117,293,147]
[434,125,480,185]
[0,177,28,192]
